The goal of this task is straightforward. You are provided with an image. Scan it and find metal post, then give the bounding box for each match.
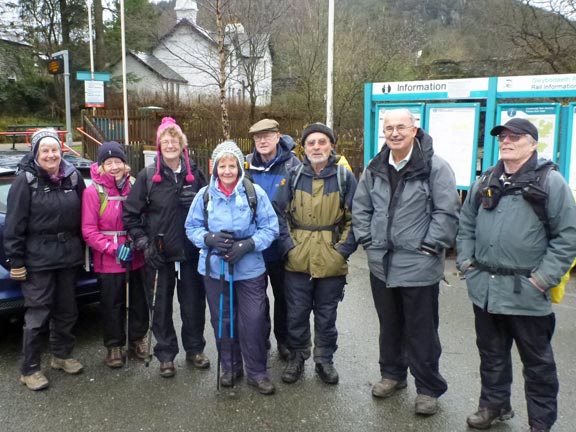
[326,0,334,128]
[120,0,130,146]
[52,50,73,147]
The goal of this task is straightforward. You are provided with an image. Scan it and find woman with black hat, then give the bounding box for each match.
[4,129,86,391]
[82,141,149,368]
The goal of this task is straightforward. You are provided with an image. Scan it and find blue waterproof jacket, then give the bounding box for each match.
[246,135,301,262]
[185,173,279,281]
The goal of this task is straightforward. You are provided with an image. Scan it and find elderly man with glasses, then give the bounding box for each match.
[457,118,576,432]
[353,108,460,416]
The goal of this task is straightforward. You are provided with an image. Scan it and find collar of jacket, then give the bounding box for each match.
[368,129,433,181]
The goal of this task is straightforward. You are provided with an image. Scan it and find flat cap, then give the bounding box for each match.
[490,118,539,141]
[249,119,279,135]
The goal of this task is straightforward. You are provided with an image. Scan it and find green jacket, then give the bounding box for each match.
[273,156,357,278]
[456,154,576,316]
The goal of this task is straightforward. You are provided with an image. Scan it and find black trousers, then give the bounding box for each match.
[285,271,345,364]
[21,267,80,375]
[145,259,207,362]
[263,260,288,347]
[473,305,558,429]
[99,268,148,348]
[370,273,448,398]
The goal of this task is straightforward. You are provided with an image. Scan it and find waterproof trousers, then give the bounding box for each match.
[205,272,269,380]
[145,256,207,362]
[473,305,558,430]
[370,273,448,398]
[284,271,345,364]
[263,260,288,348]
[20,267,80,375]
[99,269,148,348]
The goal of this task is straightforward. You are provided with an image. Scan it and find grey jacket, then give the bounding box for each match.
[353,129,460,286]
[456,154,576,316]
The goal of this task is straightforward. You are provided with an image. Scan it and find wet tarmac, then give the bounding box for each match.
[1,249,576,432]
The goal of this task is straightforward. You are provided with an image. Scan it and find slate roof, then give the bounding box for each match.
[129,51,187,83]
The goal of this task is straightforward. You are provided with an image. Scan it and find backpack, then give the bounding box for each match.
[473,162,570,303]
[95,177,136,216]
[290,163,349,210]
[474,163,555,238]
[202,177,258,230]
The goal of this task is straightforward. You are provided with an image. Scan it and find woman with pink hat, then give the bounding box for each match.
[123,117,209,378]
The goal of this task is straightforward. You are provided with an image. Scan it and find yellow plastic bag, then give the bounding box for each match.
[550,258,576,304]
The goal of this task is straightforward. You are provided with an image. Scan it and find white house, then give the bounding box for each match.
[111,0,272,105]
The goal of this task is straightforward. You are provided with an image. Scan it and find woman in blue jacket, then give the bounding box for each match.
[185,140,279,395]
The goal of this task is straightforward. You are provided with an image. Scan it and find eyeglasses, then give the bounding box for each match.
[384,124,414,134]
[253,132,277,141]
[497,133,525,143]
[160,139,180,146]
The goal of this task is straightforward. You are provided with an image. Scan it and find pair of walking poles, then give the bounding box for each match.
[145,234,165,367]
[217,259,235,390]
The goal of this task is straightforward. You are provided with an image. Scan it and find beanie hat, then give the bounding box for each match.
[152,116,194,183]
[211,140,245,176]
[31,129,62,159]
[301,122,336,145]
[98,141,127,165]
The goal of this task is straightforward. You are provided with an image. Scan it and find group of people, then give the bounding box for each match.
[5,111,576,432]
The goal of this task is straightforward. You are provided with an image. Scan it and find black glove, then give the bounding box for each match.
[224,238,255,264]
[144,242,165,269]
[134,236,150,251]
[204,231,234,254]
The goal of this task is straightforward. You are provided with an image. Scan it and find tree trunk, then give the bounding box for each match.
[94,0,105,71]
[216,0,230,139]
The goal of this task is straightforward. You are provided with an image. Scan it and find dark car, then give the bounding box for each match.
[0,150,99,317]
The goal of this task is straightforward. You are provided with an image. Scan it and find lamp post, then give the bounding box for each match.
[326,0,334,128]
[120,0,129,146]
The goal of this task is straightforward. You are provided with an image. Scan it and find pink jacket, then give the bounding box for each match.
[82,163,144,273]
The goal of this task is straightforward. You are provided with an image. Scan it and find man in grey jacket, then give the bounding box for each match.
[457,118,576,432]
[353,108,460,416]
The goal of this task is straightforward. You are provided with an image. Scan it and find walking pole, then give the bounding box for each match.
[145,234,164,367]
[124,239,132,368]
[229,262,235,387]
[217,258,225,390]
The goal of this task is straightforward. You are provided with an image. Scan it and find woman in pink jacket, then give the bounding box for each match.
[82,142,149,368]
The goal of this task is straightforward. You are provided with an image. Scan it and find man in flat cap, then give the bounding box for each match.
[246,119,301,360]
[457,118,576,432]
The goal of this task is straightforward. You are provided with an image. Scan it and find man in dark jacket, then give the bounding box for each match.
[123,117,209,378]
[274,123,357,386]
[246,118,301,360]
[457,118,576,432]
[353,108,460,415]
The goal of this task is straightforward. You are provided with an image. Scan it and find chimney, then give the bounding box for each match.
[174,0,198,25]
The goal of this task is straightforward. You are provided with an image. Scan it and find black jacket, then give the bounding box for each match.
[4,153,86,271]
[123,155,207,262]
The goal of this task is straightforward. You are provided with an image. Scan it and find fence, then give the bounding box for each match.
[81,109,365,177]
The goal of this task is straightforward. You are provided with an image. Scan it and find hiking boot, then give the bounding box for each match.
[105,347,125,369]
[51,357,84,374]
[220,369,244,388]
[129,338,148,360]
[282,356,304,384]
[247,376,276,395]
[186,352,210,369]
[159,361,176,378]
[466,407,514,429]
[20,371,49,391]
[278,344,291,361]
[371,378,407,398]
[315,363,339,384]
[415,394,438,416]
[529,427,550,432]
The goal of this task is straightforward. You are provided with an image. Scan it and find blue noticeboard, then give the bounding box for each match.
[423,103,480,189]
[495,104,560,164]
[564,103,576,197]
